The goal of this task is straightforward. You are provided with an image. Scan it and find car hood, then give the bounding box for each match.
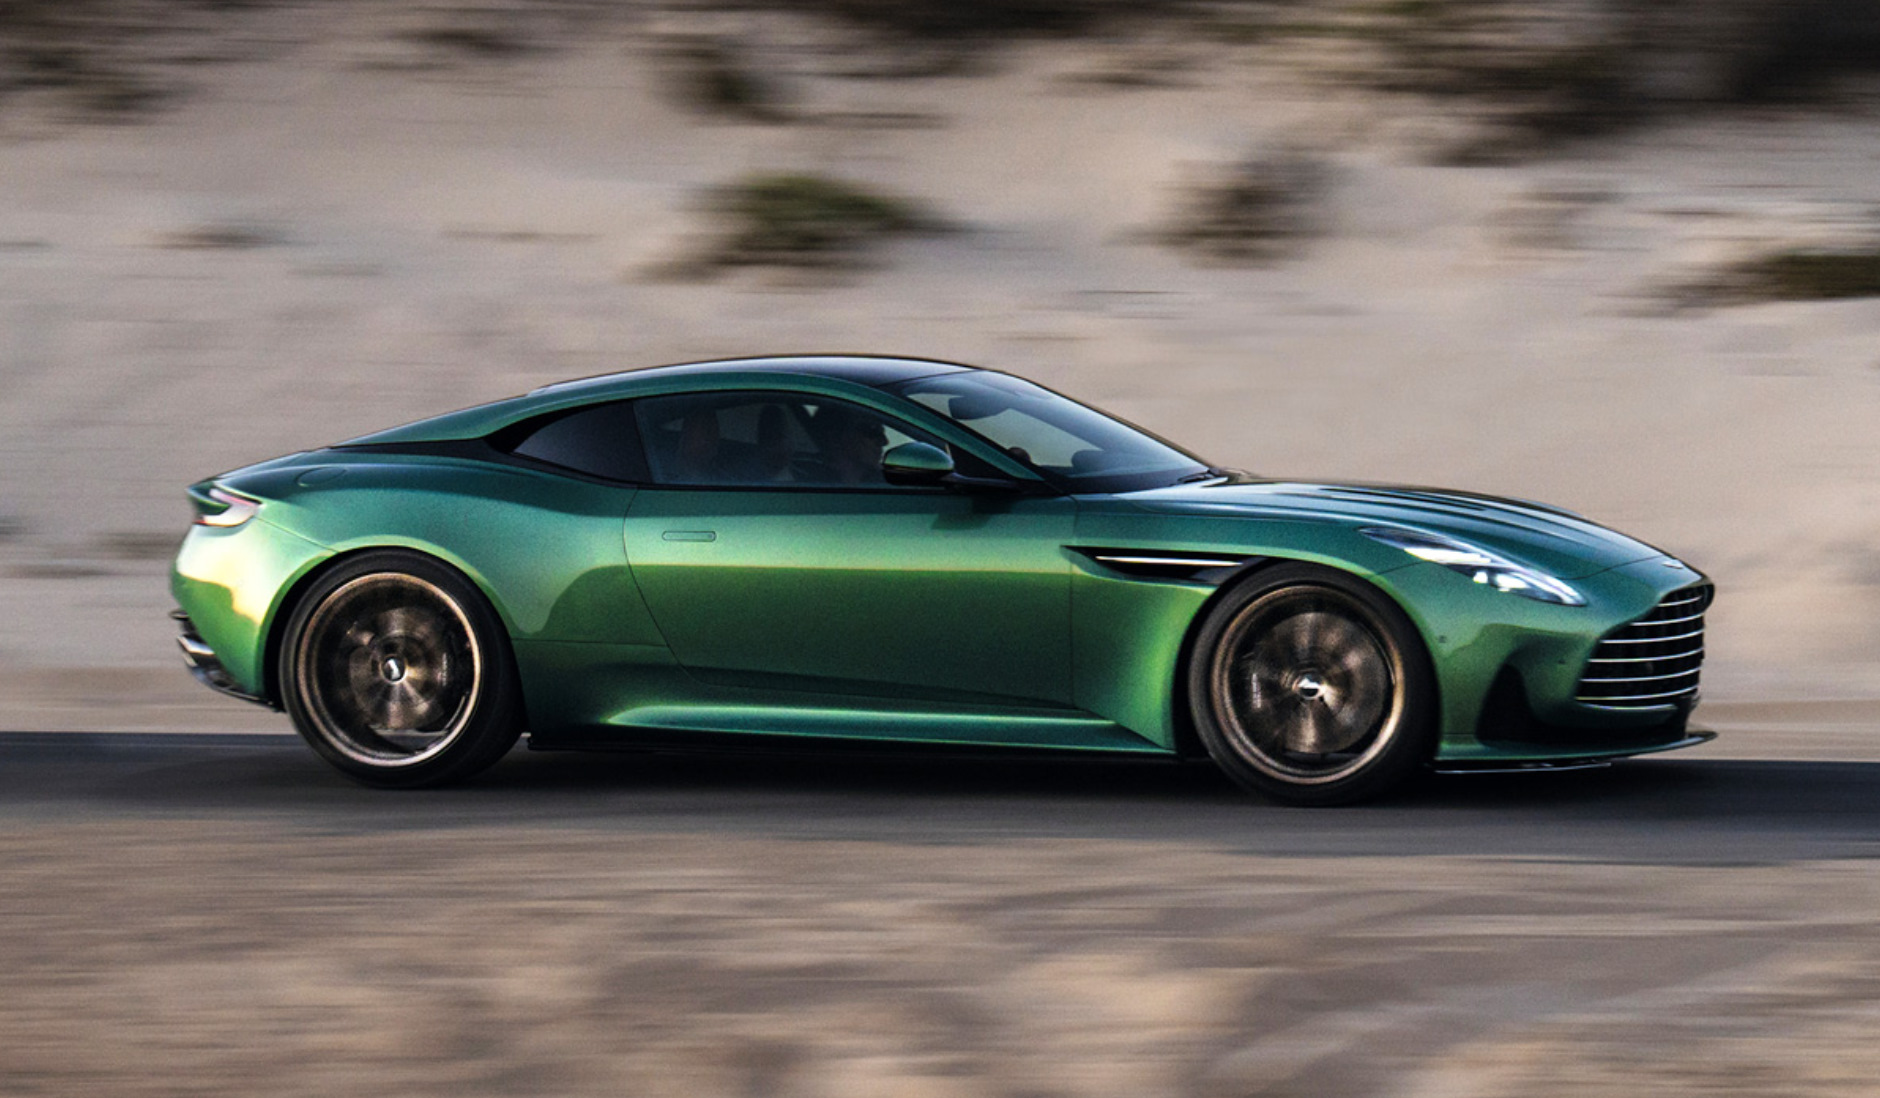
[1118,479,1668,580]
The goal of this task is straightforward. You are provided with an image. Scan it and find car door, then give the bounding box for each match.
[622,389,1077,707]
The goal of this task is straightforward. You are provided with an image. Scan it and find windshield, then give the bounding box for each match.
[890,371,1215,493]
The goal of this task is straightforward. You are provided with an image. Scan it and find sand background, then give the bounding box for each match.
[2,0,1878,742]
[6,10,1880,1095]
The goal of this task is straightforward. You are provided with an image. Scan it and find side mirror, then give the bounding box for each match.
[881,441,955,486]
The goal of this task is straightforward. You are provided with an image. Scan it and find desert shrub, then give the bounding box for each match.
[154,222,285,249]
[717,0,1209,76]
[781,0,1187,41]
[695,173,944,271]
[1719,0,1880,101]
[1360,0,1644,153]
[0,0,284,121]
[1159,151,1329,264]
[1358,0,1880,155]
[0,2,172,121]
[663,38,789,123]
[400,24,535,60]
[98,531,181,560]
[1681,248,1880,307]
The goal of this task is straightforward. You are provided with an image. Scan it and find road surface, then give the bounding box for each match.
[2,732,1877,1097]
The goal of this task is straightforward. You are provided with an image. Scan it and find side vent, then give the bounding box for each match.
[1071,548,1256,583]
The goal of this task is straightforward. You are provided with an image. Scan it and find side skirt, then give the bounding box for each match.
[528,726,1181,761]
[528,704,1171,756]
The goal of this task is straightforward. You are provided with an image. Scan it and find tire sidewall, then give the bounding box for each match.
[1187,562,1437,805]
[279,549,521,788]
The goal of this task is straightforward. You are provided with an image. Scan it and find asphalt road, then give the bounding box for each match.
[4,733,1879,1097]
[3,732,1878,862]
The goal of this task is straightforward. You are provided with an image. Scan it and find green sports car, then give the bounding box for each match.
[171,355,1712,803]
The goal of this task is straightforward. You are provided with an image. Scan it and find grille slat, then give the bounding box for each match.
[1628,610,1706,626]
[1656,591,1708,604]
[1578,686,1708,704]
[1579,670,1702,685]
[1597,628,1704,645]
[1586,649,1705,664]
[1575,583,1712,710]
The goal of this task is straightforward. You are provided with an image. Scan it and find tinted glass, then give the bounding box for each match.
[636,391,960,488]
[508,401,649,482]
[891,372,1210,492]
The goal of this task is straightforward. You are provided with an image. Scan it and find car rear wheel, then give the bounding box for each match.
[280,551,522,788]
[1187,563,1436,805]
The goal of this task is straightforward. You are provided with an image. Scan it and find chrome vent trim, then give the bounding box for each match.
[1071,548,1257,583]
[1575,584,1712,710]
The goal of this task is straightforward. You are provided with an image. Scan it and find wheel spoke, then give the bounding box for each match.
[295,572,482,766]
[1313,615,1361,661]
[377,606,429,643]
[378,682,428,730]
[1288,611,1321,664]
[1287,702,1338,754]
[1212,585,1404,783]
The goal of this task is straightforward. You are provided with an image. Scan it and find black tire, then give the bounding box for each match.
[278,550,523,788]
[1187,563,1437,805]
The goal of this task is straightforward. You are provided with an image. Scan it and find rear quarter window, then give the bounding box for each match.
[502,401,649,483]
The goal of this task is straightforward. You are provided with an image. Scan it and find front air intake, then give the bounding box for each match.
[1575,584,1713,709]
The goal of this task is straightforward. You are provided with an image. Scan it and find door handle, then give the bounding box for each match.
[661,530,717,542]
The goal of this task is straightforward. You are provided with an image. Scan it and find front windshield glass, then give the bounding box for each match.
[890,371,1214,492]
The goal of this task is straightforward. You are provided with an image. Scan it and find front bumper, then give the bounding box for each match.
[1430,730,1716,773]
[1378,554,1716,765]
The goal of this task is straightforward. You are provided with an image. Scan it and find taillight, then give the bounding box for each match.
[195,487,261,528]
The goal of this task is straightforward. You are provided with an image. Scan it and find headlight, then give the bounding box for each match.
[1360,526,1586,606]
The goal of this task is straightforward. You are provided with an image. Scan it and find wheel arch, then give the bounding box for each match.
[1168,556,1442,760]
[260,543,523,712]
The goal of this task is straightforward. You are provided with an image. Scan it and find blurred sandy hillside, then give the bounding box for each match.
[2,0,1879,728]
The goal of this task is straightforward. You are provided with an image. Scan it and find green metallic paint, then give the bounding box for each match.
[1121,480,1665,580]
[624,488,1078,708]
[511,639,1158,752]
[1067,562,1213,751]
[171,516,333,696]
[171,357,1712,771]
[222,455,658,646]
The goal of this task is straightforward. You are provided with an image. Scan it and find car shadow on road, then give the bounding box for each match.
[2,732,1877,862]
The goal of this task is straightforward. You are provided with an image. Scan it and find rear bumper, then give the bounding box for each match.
[171,609,277,709]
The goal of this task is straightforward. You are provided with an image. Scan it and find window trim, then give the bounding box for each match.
[885,372,1214,494]
[630,388,1021,494]
[464,384,1062,495]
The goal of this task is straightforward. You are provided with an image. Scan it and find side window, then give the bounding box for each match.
[505,401,649,483]
[636,391,963,489]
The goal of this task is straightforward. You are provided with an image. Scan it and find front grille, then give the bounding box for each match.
[1575,583,1712,709]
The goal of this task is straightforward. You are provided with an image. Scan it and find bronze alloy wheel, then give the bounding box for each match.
[295,573,481,767]
[280,551,522,787]
[1189,564,1436,805]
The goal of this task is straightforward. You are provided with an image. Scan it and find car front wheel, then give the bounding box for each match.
[279,550,522,788]
[1187,563,1436,805]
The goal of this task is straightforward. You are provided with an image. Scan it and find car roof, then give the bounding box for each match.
[340,356,979,446]
[533,355,975,397]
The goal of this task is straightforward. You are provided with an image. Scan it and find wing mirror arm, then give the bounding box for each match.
[940,472,1052,495]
